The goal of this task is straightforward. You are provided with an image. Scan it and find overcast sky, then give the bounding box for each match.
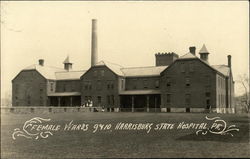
[1,1,249,99]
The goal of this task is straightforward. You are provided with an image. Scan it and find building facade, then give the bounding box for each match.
[12,20,235,112]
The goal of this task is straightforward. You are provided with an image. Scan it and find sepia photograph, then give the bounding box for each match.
[1,1,249,158]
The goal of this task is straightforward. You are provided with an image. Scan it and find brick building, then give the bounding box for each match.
[12,19,235,112]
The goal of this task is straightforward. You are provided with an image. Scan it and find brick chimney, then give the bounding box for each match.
[189,46,196,55]
[38,59,44,66]
[227,55,231,68]
[91,19,98,66]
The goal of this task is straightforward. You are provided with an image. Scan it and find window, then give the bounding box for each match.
[111,95,115,105]
[206,99,210,109]
[166,78,171,87]
[97,81,101,90]
[63,84,66,91]
[189,62,194,72]
[94,70,97,77]
[121,79,124,89]
[133,79,137,89]
[107,82,110,90]
[205,92,211,97]
[167,94,171,104]
[155,80,159,88]
[15,96,18,100]
[97,96,102,106]
[205,86,210,92]
[218,94,220,105]
[71,82,75,91]
[110,81,114,89]
[185,78,190,87]
[107,95,110,105]
[89,82,92,90]
[205,75,211,85]
[85,82,88,90]
[143,79,148,88]
[39,83,43,93]
[50,83,54,91]
[185,94,191,105]
[101,70,105,76]
[181,63,185,72]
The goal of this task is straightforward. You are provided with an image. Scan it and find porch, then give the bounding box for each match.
[48,92,81,106]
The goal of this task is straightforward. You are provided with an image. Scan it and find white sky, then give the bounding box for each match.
[1,1,249,99]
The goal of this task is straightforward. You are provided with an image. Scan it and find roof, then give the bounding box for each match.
[212,65,230,76]
[174,45,230,77]
[23,64,64,80]
[85,61,168,78]
[55,70,86,80]
[178,52,198,59]
[22,64,85,80]
[95,60,124,76]
[121,66,168,77]
[199,44,209,54]
[119,89,161,95]
[63,56,72,64]
[47,92,81,96]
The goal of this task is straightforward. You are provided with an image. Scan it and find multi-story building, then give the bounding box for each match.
[12,19,234,112]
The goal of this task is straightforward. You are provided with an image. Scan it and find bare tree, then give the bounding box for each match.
[237,74,249,112]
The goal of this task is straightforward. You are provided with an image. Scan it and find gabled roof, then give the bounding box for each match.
[212,65,230,77]
[23,64,64,80]
[169,45,230,77]
[22,64,85,80]
[93,61,167,77]
[121,66,168,77]
[95,60,124,76]
[178,52,198,60]
[199,44,209,54]
[55,70,86,80]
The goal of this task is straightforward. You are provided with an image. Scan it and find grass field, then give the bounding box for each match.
[1,112,250,158]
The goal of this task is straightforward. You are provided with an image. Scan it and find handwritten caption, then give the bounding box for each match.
[12,116,239,140]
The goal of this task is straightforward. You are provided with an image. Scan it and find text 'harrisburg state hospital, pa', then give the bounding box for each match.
[12,19,235,113]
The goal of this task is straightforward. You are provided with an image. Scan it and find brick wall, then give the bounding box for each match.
[12,70,47,106]
[56,80,81,92]
[160,59,217,108]
[80,66,119,108]
[125,76,160,90]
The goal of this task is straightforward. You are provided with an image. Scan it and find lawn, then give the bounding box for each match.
[1,112,250,158]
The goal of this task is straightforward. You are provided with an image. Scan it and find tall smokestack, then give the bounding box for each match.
[227,55,231,68]
[91,19,98,66]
